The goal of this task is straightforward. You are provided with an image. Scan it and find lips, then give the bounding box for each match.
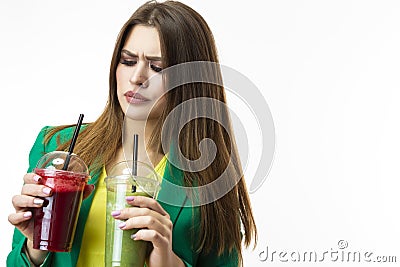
[124,91,150,103]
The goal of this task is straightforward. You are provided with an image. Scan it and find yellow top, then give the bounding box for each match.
[76,156,167,267]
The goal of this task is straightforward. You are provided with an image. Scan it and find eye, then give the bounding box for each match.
[150,61,163,73]
[120,58,138,67]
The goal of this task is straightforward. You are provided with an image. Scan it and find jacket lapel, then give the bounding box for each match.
[157,159,188,225]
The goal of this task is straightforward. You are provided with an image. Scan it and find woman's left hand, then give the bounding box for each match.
[112,195,185,267]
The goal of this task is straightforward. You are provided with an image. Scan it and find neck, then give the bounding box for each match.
[122,117,160,165]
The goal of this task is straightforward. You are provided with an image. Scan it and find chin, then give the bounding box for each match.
[124,112,149,121]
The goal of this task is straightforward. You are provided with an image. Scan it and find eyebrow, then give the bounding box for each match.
[121,49,162,61]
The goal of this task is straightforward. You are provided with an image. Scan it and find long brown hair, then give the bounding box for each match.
[46,0,257,265]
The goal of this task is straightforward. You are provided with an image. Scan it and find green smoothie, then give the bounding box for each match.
[105,190,150,267]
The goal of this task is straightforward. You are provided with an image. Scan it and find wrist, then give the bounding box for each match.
[24,239,48,266]
[169,252,185,267]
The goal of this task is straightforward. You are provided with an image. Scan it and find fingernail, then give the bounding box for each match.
[23,211,32,218]
[33,175,41,182]
[126,196,134,201]
[131,234,136,240]
[111,210,121,216]
[33,198,44,205]
[118,222,126,228]
[42,187,51,195]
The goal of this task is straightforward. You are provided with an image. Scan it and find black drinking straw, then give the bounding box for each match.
[62,114,84,170]
[132,134,138,192]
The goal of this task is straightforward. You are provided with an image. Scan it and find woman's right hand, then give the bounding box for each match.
[7,172,94,265]
[7,173,53,265]
[8,173,52,241]
[8,172,94,240]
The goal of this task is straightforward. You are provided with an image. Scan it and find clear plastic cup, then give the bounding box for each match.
[105,160,161,267]
[32,151,90,252]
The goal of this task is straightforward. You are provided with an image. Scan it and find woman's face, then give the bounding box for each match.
[116,25,166,121]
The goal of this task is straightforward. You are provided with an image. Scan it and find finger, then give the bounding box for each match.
[23,173,42,184]
[132,229,168,249]
[82,184,95,199]
[125,196,169,217]
[119,216,171,238]
[12,195,45,211]
[112,206,164,222]
[8,211,33,226]
[21,184,52,197]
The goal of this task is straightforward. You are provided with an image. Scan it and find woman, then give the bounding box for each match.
[7,1,257,266]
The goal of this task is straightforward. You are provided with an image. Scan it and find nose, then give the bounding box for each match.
[129,61,149,87]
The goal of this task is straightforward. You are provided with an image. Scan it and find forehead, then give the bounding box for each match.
[123,25,161,57]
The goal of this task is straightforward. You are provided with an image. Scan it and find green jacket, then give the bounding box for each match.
[7,126,238,266]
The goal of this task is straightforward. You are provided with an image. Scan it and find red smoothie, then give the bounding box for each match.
[33,168,89,252]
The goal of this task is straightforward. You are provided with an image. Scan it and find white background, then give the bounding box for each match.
[1,0,400,266]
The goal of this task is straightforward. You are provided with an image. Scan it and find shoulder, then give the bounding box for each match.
[27,124,90,172]
[28,124,89,168]
[40,124,90,149]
